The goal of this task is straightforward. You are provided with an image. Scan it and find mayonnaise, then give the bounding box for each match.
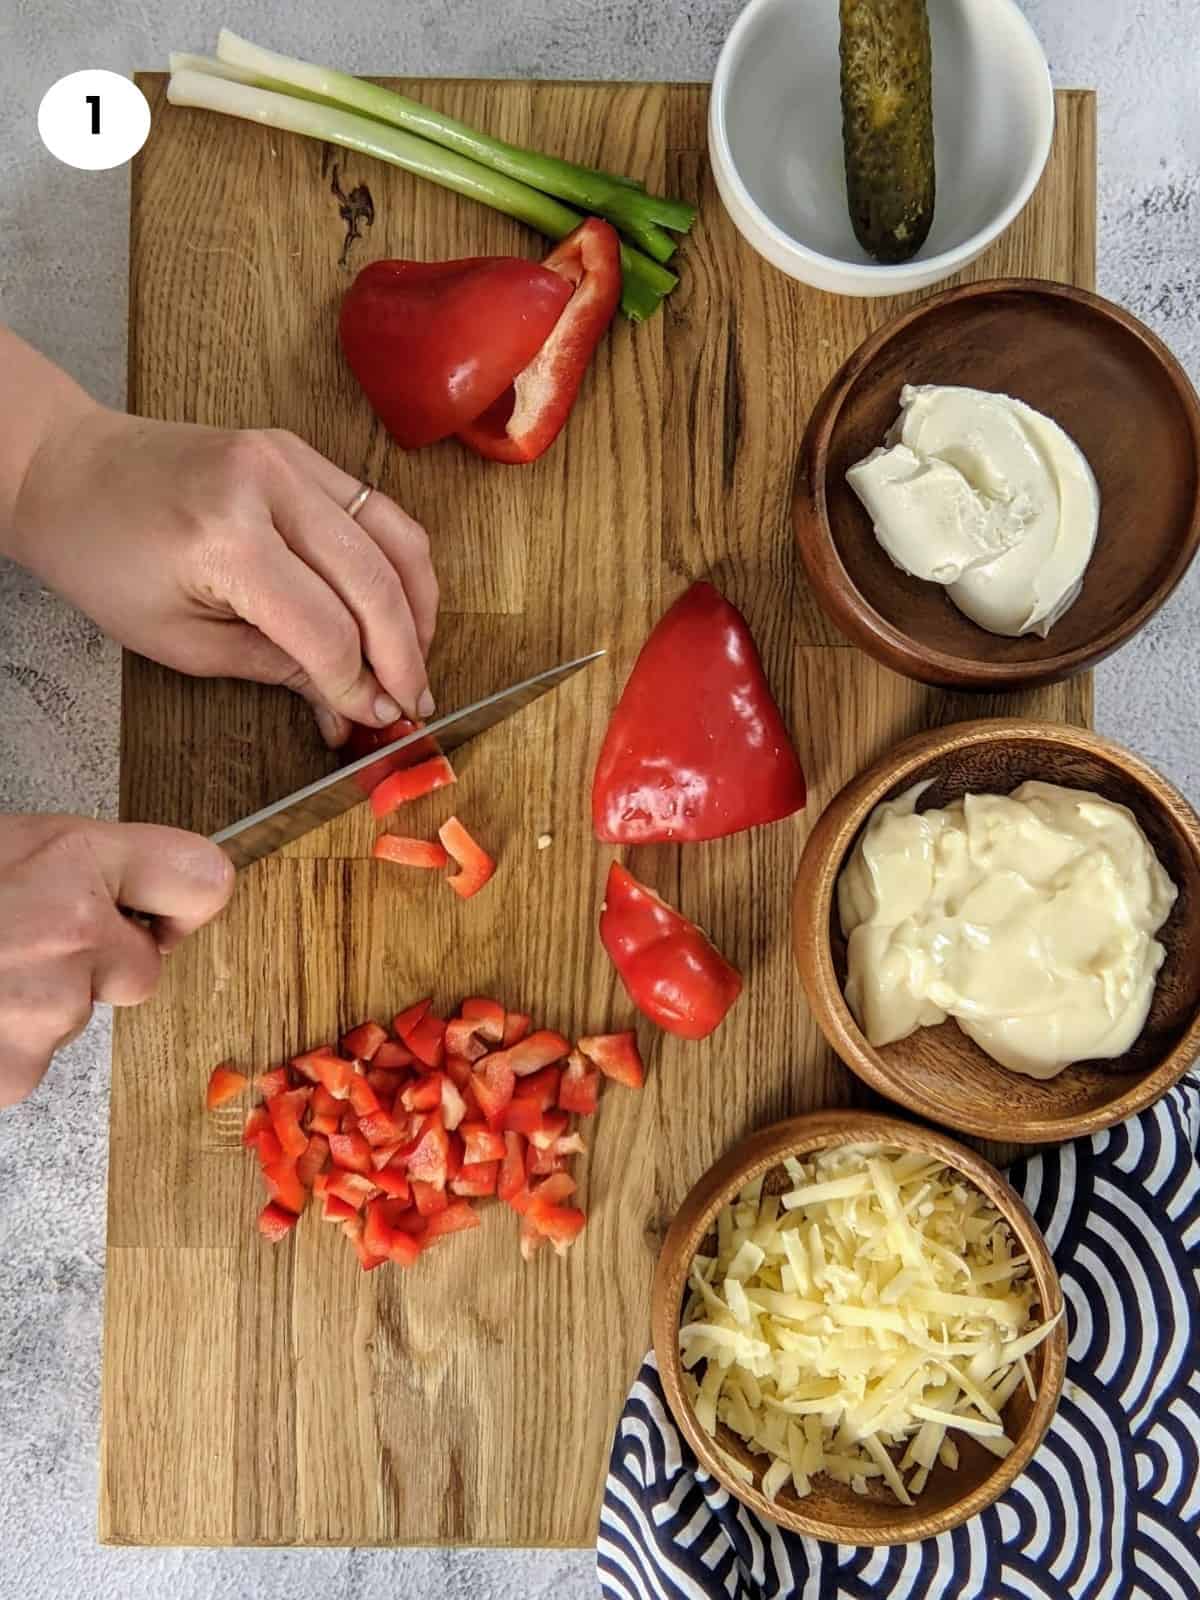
[838,780,1177,1079]
[846,385,1100,638]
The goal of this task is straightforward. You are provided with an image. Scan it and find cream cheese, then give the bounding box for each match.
[846,385,1100,638]
[838,780,1177,1079]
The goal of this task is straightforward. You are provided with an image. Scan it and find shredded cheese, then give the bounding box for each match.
[679,1144,1061,1504]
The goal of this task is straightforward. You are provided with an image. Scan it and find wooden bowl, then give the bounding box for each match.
[793,719,1200,1141]
[794,279,1200,689]
[652,1110,1067,1545]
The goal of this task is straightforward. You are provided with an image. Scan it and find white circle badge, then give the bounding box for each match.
[38,70,151,171]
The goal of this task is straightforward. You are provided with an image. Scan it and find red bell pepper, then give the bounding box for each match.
[457,220,621,465]
[438,817,496,899]
[255,1067,290,1100]
[328,1130,373,1176]
[503,1011,531,1047]
[440,1074,468,1132]
[394,1001,446,1069]
[406,1112,451,1189]
[341,1021,388,1062]
[472,1055,516,1128]
[372,834,451,870]
[444,1018,489,1061]
[527,1197,587,1254]
[599,863,742,1041]
[502,1100,553,1138]
[577,1031,645,1090]
[370,757,457,821]
[343,1214,391,1271]
[250,1128,284,1170]
[347,1075,382,1119]
[450,1160,500,1198]
[460,1123,507,1165]
[488,1029,570,1078]
[372,1040,415,1070]
[243,1105,272,1147]
[258,1202,299,1243]
[498,1134,528,1206]
[340,256,574,449]
[591,582,806,844]
[262,1159,307,1215]
[423,1200,481,1242]
[290,1045,339,1083]
[528,1111,569,1151]
[411,1178,449,1217]
[267,1089,311,1161]
[297,1133,330,1189]
[393,998,431,1039]
[374,1165,412,1203]
[558,1050,600,1116]
[460,997,506,1044]
[205,1064,247,1109]
[321,1191,358,1225]
[309,1053,355,1100]
[326,1170,378,1211]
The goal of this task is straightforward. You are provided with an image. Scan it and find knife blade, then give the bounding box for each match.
[210,650,605,870]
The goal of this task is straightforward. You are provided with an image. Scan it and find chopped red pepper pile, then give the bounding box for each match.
[206,1000,644,1268]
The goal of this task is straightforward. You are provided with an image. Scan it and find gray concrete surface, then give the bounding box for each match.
[1,2,1198,1596]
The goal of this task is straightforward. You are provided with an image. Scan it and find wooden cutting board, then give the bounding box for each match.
[101,77,1095,1547]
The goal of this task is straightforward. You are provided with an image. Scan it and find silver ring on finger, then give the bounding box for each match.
[344,481,374,521]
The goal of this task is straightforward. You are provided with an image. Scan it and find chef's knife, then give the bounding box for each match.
[211,650,605,870]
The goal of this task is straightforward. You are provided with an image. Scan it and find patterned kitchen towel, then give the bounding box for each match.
[598,1077,1200,1600]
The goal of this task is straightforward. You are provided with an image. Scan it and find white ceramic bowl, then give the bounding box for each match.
[709,0,1055,297]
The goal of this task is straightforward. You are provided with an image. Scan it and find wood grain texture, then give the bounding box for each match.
[102,80,1096,1546]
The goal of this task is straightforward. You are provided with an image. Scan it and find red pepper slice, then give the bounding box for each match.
[498,1134,528,1207]
[401,1073,444,1114]
[373,1165,412,1203]
[460,1122,506,1165]
[405,1111,451,1189]
[340,256,574,449]
[472,1055,516,1128]
[558,1050,601,1116]
[328,1130,373,1176]
[502,1011,531,1047]
[372,834,452,870]
[450,1160,499,1198]
[457,220,621,465]
[423,1199,481,1242]
[243,1105,272,1147]
[258,1202,299,1243]
[440,1074,468,1132]
[296,1133,330,1189]
[343,1214,390,1271]
[532,1172,578,1205]
[370,757,457,821]
[460,997,506,1044]
[341,1021,388,1062]
[487,1029,570,1078]
[394,1001,447,1069]
[262,1159,307,1215]
[326,1170,378,1211]
[511,1065,561,1112]
[250,1128,284,1170]
[347,1075,382,1119]
[444,1018,489,1061]
[528,1111,570,1152]
[527,1198,587,1253]
[599,863,742,1040]
[410,1177,449,1217]
[205,1064,248,1109]
[290,1045,340,1084]
[372,1040,415,1071]
[502,1100,552,1138]
[577,1031,645,1090]
[321,1191,358,1224]
[591,582,807,844]
[255,1067,290,1100]
[267,1089,311,1161]
[438,816,496,899]
[394,997,431,1040]
[309,1054,355,1100]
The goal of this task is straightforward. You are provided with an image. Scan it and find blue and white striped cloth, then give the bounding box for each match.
[599,1077,1200,1600]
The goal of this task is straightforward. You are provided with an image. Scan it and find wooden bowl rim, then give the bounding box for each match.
[794,717,1200,1140]
[794,276,1200,690]
[651,1109,1068,1546]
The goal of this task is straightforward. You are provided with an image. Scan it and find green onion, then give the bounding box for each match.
[213,30,695,262]
[166,69,676,320]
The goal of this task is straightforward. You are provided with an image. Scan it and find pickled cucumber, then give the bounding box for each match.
[839,0,935,264]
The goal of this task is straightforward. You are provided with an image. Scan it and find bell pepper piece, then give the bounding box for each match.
[321,1191,358,1224]
[519,1213,546,1261]
[205,1063,248,1109]
[401,1073,444,1114]
[554,1131,586,1158]
[528,1111,570,1151]
[440,1074,468,1132]
[533,1172,578,1205]
[406,1111,451,1189]
[488,1029,570,1077]
[342,1214,389,1271]
[374,1164,412,1202]
[373,1039,415,1070]
[368,1139,405,1171]
[599,863,742,1041]
[250,1128,284,1170]
[503,1101,551,1138]
[373,834,451,870]
[442,1054,474,1091]
[457,220,621,465]
[341,1021,388,1061]
[528,1198,587,1254]
[290,1044,340,1083]
[328,1130,373,1176]
[296,1133,330,1189]
[438,816,496,899]
[393,997,431,1036]
[591,581,806,844]
[326,1169,378,1211]
[255,1067,290,1100]
[472,1056,516,1128]
[370,757,457,821]
[558,1050,601,1116]
[527,1142,568,1178]
[243,1105,272,1146]
[267,1089,311,1160]
[348,1075,382,1119]
[358,1109,405,1148]
[423,1199,481,1242]
[450,1160,499,1198]
[460,997,506,1043]
[512,1065,561,1112]
[577,1030,645,1090]
[340,255,575,449]
[446,1133,464,1183]
[411,1177,449,1217]
[307,1053,354,1100]
[258,1202,299,1243]
[364,1197,421,1265]
[503,1011,531,1047]
[460,1123,507,1165]
[262,1159,307,1215]
[444,1018,488,1061]
[406,1014,447,1071]
[498,1133,528,1206]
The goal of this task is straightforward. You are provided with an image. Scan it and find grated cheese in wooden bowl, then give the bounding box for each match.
[678,1142,1062,1505]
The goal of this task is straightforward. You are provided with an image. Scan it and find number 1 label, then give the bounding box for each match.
[37,70,150,170]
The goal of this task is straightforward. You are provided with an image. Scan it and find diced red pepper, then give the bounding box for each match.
[372,833,451,869]
[406,1014,447,1071]
[527,1141,568,1178]
[528,1198,587,1253]
[460,996,507,1043]
[374,1165,412,1202]
[296,1133,330,1189]
[438,816,496,899]
[368,1139,405,1171]
[450,1161,499,1198]
[405,1111,451,1189]
[446,1133,464,1183]
[267,1089,311,1161]
[392,998,431,1038]
[243,1105,272,1146]
[503,1012,532,1047]
[328,1130,373,1176]
[472,1055,516,1128]
[519,1214,546,1261]
[255,1067,290,1100]
[559,1050,601,1116]
[342,1214,389,1271]
[358,1108,405,1148]
[348,1075,382,1119]
[326,1169,378,1211]
[457,220,621,465]
[370,757,457,821]
[503,1100,550,1137]
[290,1045,340,1084]
[599,863,743,1041]
[440,1074,468,1132]
[341,1021,388,1061]
[262,1159,307,1215]
[528,1111,570,1152]
[309,1082,342,1131]
[206,1063,248,1109]
[512,1065,561,1112]
[443,1055,473,1091]
[423,1199,481,1242]
[411,1178,449,1217]
[365,1197,424,1266]
[498,1134,527,1206]
[311,1054,355,1100]
[532,1172,578,1205]
[401,1073,444,1114]
[444,1018,488,1061]
[365,1068,397,1097]
[258,1202,299,1242]
[577,1031,645,1090]
[322,1191,358,1224]
[488,1029,570,1078]
[460,1123,506,1164]
[251,1128,284,1170]
[372,1040,415,1070]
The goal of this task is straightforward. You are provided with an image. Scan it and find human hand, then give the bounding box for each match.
[0,814,234,1107]
[10,402,438,748]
